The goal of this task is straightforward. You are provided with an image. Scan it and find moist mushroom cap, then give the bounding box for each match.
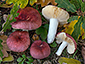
[30,40,50,59]
[11,7,42,30]
[7,31,30,52]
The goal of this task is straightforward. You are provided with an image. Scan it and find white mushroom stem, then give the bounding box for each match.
[47,18,59,43]
[56,41,68,56]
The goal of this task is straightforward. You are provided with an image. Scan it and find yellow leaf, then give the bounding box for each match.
[36,0,57,7]
[58,57,81,64]
[65,20,78,35]
[30,0,37,5]
[0,2,13,8]
[6,0,28,8]
[2,54,14,62]
[80,23,85,39]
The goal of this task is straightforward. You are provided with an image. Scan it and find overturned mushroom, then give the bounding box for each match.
[55,32,77,56]
[7,31,30,52]
[11,7,42,30]
[42,5,69,43]
[30,40,50,59]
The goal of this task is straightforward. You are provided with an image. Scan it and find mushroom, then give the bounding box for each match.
[55,32,77,56]
[7,31,30,52]
[11,7,42,30]
[30,40,50,59]
[42,5,69,43]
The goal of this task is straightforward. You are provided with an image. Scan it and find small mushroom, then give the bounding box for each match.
[30,40,50,59]
[55,32,77,56]
[7,31,30,52]
[11,7,42,30]
[42,5,69,43]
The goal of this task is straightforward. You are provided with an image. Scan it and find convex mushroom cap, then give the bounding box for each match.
[42,5,69,43]
[55,32,77,56]
[11,7,42,30]
[7,31,30,52]
[30,40,50,59]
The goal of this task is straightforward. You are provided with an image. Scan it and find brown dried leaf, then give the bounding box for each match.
[0,35,11,59]
[32,34,39,41]
[36,0,57,7]
[82,44,85,64]
[0,35,8,42]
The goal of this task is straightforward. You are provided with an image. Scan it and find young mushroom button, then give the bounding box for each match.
[7,31,30,52]
[42,5,69,44]
[55,32,77,56]
[11,7,42,30]
[30,40,50,59]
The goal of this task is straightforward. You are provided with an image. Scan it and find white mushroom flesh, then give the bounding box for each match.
[47,18,58,43]
[56,41,68,56]
[56,32,75,56]
[42,5,69,44]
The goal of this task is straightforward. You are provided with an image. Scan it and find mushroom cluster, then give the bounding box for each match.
[42,5,69,44]
[7,7,42,52]
[55,32,77,56]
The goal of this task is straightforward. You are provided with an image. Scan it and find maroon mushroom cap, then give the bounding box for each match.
[11,7,42,30]
[30,40,50,59]
[7,31,30,52]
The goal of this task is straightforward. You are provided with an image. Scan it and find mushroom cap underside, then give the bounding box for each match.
[56,32,77,54]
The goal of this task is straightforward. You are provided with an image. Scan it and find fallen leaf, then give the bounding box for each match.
[0,35,11,60]
[36,0,57,7]
[32,34,39,41]
[2,54,14,62]
[30,0,37,6]
[62,16,85,41]
[81,43,85,64]
[43,60,52,64]
[58,57,81,64]
[0,2,13,8]
[0,35,8,42]
[6,0,28,8]
[55,0,77,13]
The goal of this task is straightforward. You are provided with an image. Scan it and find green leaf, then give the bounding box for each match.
[27,58,33,63]
[25,61,31,64]
[30,0,37,5]
[2,3,19,32]
[22,54,26,59]
[81,2,85,12]
[70,0,82,9]
[0,39,3,43]
[71,17,82,42]
[36,26,47,40]
[0,50,3,58]
[50,41,57,47]
[0,39,3,58]
[67,16,78,22]
[6,0,28,8]
[18,61,24,64]
[55,0,77,13]
[82,17,85,31]
[43,24,49,30]
[17,57,23,62]
[58,57,81,64]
